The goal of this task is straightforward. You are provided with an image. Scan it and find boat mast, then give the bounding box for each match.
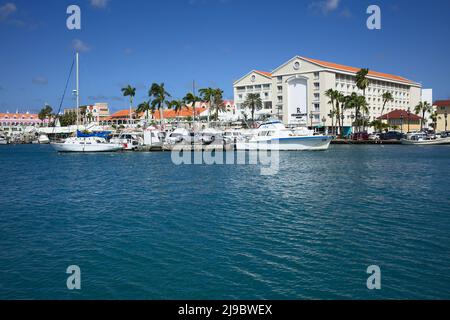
[76,52,79,135]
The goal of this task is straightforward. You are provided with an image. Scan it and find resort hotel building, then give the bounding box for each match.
[233,56,424,133]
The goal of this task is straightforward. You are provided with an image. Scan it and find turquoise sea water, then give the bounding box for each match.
[1,144,450,300]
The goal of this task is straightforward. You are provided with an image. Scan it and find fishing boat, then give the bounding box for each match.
[51,53,123,153]
[236,120,332,151]
[401,132,450,145]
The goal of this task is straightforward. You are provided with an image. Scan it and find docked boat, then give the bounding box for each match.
[401,132,450,145]
[165,128,194,145]
[52,136,123,152]
[110,132,143,151]
[236,120,333,151]
[0,134,8,145]
[50,53,123,153]
[38,134,50,144]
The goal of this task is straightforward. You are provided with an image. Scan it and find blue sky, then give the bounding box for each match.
[0,0,449,113]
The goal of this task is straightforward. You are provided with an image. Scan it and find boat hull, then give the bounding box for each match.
[51,143,123,153]
[401,137,450,145]
[236,136,333,151]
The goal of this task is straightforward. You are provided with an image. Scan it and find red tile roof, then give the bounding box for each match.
[378,109,422,120]
[434,100,450,107]
[255,70,272,77]
[301,56,415,84]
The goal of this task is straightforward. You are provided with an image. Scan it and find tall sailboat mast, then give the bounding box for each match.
[76,52,79,133]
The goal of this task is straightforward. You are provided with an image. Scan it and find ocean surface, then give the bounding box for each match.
[1,144,450,300]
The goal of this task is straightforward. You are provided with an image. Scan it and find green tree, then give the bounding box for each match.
[429,111,440,132]
[414,101,432,131]
[38,105,53,126]
[199,88,225,123]
[242,93,263,124]
[183,92,202,124]
[149,83,171,129]
[325,89,336,134]
[136,101,154,124]
[121,85,136,125]
[380,92,394,120]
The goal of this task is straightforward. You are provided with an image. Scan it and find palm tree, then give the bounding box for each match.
[356,68,370,132]
[242,93,263,125]
[199,87,214,124]
[199,88,225,124]
[429,111,439,132]
[380,92,394,119]
[149,83,171,129]
[168,99,186,123]
[356,68,370,96]
[121,85,136,126]
[183,92,201,125]
[345,93,368,133]
[136,101,154,124]
[414,101,432,131]
[336,92,345,137]
[325,89,336,134]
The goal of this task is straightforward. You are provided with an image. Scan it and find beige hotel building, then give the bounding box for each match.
[233,56,423,131]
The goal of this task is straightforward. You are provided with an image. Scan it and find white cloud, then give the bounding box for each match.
[32,76,48,85]
[90,0,110,9]
[309,0,341,15]
[72,39,91,52]
[0,2,17,22]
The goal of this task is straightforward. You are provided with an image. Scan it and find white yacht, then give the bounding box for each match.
[236,120,332,151]
[110,132,143,151]
[401,132,450,145]
[50,53,123,153]
[52,136,123,152]
[165,128,193,145]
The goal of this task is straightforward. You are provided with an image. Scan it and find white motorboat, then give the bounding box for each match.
[0,134,7,145]
[236,120,332,151]
[110,132,143,151]
[51,136,123,152]
[165,128,194,145]
[401,132,450,145]
[143,128,164,148]
[38,134,50,144]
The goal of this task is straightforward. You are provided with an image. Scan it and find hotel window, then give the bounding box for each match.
[264,92,269,99]
[264,102,272,110]
[277,86,282,94]
[314,83,320,90]
[263,84,270,90]
[277,96,283,103]
[314,93,320,101]
[314,72,319,80]
[314,103,320,111]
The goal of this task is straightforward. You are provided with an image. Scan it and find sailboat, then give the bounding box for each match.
[51,53,123,153]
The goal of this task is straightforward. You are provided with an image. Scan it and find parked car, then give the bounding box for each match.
[368,133,381,141]
[352,132,369,141]
[379,131,405,140]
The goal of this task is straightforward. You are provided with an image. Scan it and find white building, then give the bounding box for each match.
[233,56,422,132]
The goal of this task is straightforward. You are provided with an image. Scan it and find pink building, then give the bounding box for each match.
[0,112,47,127]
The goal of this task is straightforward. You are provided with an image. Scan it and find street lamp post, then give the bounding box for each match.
[445,111,448,132]
[341,113,345,138]
[407,108,411,133]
